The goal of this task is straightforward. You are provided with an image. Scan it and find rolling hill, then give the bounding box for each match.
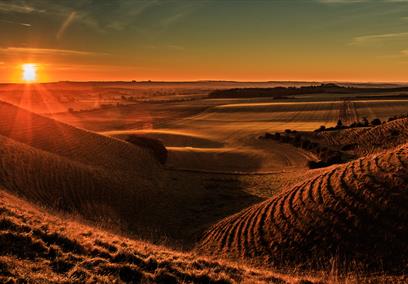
[316,117,408,157]
[0,189,302,284]
[198,143,408,272]
[0,101,172,238]
[0,101,260,243]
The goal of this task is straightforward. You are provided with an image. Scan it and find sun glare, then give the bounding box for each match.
[22,64,37,82]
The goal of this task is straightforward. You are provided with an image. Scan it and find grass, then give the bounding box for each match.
[0,190,319,284]
[1,87,408,283]
[0,101,265,245]
[198,143,408,273]
[316,117,408,157]
[1,189,406,283]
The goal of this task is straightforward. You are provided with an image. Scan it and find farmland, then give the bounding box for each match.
[1,82,408,283]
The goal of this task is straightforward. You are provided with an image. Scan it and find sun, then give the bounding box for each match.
[22,64,37,82]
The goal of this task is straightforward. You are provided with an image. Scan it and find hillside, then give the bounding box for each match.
[0,190,303,284]
[198,143,408,272]
[0,101,172,238]
[0,101,261,243]
[0,101,160,172]
[316,117,408,157]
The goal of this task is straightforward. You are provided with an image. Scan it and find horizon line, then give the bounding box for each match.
[1,79,408,85]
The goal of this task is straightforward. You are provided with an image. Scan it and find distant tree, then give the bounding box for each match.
[263,132,274,139]
[301,139,311,149]
[125,135,167,164]
[371,118,382,126]
[307,160,328,169]
[362,117,369,127]
[318,125,326,132]
[293,134,302,147]
[336,120,343,129]
[284,129,292,134]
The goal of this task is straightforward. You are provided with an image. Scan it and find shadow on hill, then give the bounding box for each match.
[0,100,262,248]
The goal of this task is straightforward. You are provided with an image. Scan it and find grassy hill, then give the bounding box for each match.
[315,117,408,157]
[198,143,408,272]
[0,101,173,238]
[0,190,302,284]
[0,101,260,244]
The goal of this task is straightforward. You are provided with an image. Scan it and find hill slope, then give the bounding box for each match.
[0,101,261,243]
[198,143,408,272]
[0,101,172,238]
[316,117,408,157]
[0,190,300,284]
[0,101,160,173]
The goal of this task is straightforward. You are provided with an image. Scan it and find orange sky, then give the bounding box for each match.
[1,1,408,83]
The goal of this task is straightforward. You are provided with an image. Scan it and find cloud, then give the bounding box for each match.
[161,12,186,27]
[145,44,185,51]
[0,47,108,56]
[167,45,185,51]
[104,0,159,31]
[351,32,408,44]
[319,0,408,2]
[401,49,408,55]
[318,0,367,3]
[57,11,77,39]
[0,2,44,13]
[0,19,31,27]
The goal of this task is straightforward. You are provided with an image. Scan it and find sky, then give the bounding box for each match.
[1,0,408,82]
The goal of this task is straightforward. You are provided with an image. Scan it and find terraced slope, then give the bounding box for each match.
[0,190,298,284]
[317,117,408,157]
[199,144,408,271]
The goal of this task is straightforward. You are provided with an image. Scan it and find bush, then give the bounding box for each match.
[293,134,302,147]
[301,139,311,149]
[350,122,364,128]
[315,125,326,132]
[264,132,274,139]
[307,160,328,169]
[280,135,289,143]
[125,135,168,165]
[362,117,369,127]
[371,118,382,126]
